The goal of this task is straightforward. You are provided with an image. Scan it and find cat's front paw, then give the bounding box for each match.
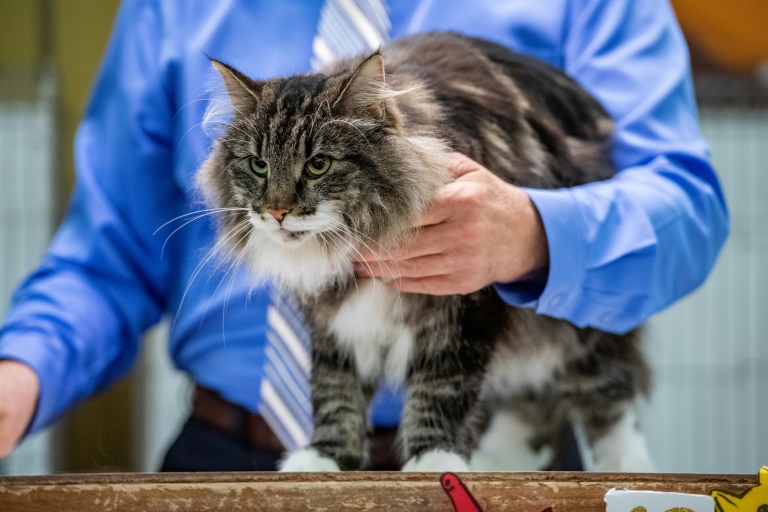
[279,448,341,472]
[402,449,469,472]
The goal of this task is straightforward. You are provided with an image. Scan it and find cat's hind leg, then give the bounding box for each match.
[566,330,655,472]
[469,404,557,471]
[575,401,656,472]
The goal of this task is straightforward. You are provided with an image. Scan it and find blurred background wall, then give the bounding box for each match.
[0,0,188,475]
[0,0,766,475]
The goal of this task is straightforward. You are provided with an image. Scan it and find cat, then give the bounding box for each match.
[197,31,654,472]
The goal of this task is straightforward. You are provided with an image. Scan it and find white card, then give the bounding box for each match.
[605,488,715,512]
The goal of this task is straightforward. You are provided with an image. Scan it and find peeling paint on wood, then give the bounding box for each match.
[0,472,755,512]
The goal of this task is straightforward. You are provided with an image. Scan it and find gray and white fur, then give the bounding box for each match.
[197,32,654,472]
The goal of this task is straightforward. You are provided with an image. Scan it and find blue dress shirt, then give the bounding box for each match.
[0,0,729,434]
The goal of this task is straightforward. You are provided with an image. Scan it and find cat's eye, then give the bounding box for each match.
[249,157,268,176]
[305,154,332,177]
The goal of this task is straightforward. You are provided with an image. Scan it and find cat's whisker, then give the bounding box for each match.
[311,225,346,256]
[307,213,403,285]
[203,97,250,122]
[154,207,250,235]
[215,121,260,146]
[222,229,253,346]
[173,97,239,145]
[173,219,251,334]
[174,96,249,123]
[339,212,406,272]
[206,219,253,284]
[178,113,227,149]
[318,214,404,285]
[346,230,405,324]
[326,226,394,315]
[335,217,407,321]
[304,213,404,302]
[219,155,252,175]
[318,230,360,297]
[160,210,245,260]
[173,96,211,121]
[180,105,251,157]
[198,222,252,331]
[326,220,405,324]
[190,115,259,148]
[319,228,358,275]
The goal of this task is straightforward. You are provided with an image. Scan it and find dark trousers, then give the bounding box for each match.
[160,416,282,472]
[160,414,583,472]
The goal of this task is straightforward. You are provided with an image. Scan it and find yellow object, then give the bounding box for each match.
[671,0,768,72]
[711,466,768,512]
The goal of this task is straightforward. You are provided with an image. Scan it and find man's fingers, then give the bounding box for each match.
[416,181,465,227]
[354,253,449,279]
[446,152,481,179]
[354,222,455,266]
[384,275,459,295]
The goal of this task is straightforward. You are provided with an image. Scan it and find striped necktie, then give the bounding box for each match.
[259,0,391,453]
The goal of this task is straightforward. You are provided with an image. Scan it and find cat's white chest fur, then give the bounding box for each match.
[329,279,413,383]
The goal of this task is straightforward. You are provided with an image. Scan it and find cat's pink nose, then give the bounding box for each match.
[267,209,290,222]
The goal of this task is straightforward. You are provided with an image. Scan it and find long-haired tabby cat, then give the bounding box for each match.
[198,32,654,472]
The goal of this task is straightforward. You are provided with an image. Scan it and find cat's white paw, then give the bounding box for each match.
[279,448,341,472]
[469,446,552,471]
[589,408,656,472]
[592,441,657,473]
[402,449,469,472]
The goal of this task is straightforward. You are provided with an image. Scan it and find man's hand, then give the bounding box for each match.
[353,153,549,295]
[0,360,39,458]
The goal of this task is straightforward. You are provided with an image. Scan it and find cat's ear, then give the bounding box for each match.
[210,59,262,115]
[334,51,403,128]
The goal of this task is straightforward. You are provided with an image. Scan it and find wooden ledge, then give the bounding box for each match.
[0,472,756,511]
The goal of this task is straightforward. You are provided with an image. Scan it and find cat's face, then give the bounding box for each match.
[197,54,448,293]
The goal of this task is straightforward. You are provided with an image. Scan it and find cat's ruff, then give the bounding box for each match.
[330,279,412,383]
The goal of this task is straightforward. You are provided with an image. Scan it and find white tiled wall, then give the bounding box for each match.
[646,106,768,473]
[0,70,56,476]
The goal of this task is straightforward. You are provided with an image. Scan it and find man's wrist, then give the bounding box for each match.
[493,186,550,285]
[0,359,41,456]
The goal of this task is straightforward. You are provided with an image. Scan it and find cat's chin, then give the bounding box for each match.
[261,227,314,247]
[245,229,352,295]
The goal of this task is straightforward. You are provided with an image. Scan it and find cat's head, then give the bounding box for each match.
[197,52,449,294]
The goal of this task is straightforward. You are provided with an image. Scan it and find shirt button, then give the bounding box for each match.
[600,311,613,323]
[549,294,562,307]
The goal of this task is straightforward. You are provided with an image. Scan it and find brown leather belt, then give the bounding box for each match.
[192,385,400,469]
[192,386,283,452]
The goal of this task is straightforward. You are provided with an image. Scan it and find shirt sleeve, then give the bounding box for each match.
[493,0,730,333]
[0,0,182,433]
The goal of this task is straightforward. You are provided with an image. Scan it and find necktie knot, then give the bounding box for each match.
[312,0,391,71]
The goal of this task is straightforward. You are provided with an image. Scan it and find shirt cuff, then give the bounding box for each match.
[0,328,65,435]
[493,187,588,324]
